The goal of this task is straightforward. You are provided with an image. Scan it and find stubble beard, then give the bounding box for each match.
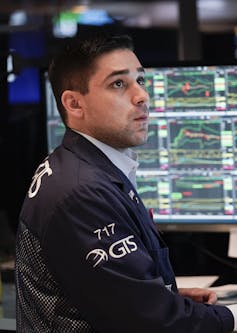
[93,125,148,149]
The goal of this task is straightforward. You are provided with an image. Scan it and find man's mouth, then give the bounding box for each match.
[134,114,148,121]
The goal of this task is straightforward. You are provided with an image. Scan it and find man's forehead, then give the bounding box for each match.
[95,49,142,71]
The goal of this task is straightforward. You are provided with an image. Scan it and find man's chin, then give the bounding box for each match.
[131,136,148,147]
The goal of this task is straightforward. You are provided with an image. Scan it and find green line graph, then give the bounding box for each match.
[166,73,215,109]
[170,119,220,149]
[227,72,237,108]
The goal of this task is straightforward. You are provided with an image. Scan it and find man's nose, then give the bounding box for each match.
[132,84,150,105]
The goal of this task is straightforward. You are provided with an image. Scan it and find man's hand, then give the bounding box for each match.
[178,287,217,305]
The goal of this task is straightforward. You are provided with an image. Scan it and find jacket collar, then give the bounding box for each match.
[62,128,126,186]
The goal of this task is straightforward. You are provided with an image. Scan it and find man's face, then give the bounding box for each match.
[80,49,150,148]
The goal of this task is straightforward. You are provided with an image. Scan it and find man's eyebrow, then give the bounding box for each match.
[137,66,145,74]
[104,66,145,82]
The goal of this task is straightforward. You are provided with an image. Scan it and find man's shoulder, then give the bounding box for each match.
[20,145,121,222]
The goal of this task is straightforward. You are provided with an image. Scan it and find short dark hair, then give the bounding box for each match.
[48,33,134,124]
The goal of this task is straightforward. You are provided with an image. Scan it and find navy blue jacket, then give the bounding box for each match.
[16,128,234,332]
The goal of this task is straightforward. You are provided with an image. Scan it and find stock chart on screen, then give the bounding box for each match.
[134,65,237,231]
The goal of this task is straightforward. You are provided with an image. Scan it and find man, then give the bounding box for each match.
[15,33,237,332]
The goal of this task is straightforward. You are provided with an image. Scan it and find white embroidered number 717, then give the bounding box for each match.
[94,223,115,240]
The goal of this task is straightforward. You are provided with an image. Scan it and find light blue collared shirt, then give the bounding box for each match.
[73,131,139,188]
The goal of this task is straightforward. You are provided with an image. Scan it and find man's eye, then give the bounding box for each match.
[112,80,124,88]
[137,76,145,86]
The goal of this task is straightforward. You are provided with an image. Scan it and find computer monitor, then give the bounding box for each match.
[44,72,66,153]
[43,63,237,232]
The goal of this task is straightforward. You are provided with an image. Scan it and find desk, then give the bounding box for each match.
[0,318,16,332]
[176,275,219,288]
[176,275,237,305]
[209,284,237,305]
[0,284,16,332]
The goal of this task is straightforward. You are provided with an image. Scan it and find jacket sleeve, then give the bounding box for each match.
[43,181,234,333]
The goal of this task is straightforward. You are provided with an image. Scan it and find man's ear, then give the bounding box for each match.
[61,90,83,117]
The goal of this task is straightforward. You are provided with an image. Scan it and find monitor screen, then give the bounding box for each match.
[44,72,66,153]
[43,64,237,232]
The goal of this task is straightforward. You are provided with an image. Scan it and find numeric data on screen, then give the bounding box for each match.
[135,65,237,224]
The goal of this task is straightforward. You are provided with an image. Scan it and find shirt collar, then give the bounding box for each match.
[72,130,139,187]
